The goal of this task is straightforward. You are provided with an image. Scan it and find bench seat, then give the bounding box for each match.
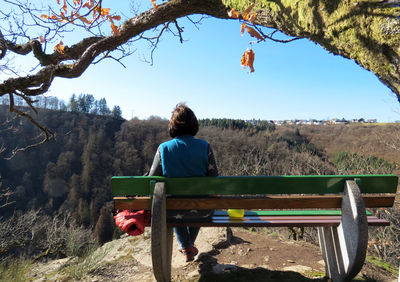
[119,208,390,227]
[192,214,389,227]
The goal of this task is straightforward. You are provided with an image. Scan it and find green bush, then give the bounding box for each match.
[333,152,397,174]
[0,259,31,282]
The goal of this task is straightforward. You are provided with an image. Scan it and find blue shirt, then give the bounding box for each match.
[159,135,209,177]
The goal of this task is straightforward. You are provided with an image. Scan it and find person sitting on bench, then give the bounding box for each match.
[148,103,219,262]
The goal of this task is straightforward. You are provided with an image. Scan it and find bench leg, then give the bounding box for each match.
[318,180,368,281]
[151,182,173,282]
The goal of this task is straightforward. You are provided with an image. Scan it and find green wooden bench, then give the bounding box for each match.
[111,175,398,282]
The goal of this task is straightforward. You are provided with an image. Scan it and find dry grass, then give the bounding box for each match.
[294,124,400,165]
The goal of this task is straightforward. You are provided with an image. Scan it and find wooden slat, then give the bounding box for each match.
[111,175,398,196]
[114,197,151,210]
[167,196,343,209]
[167,216,390,227]
[213,210,373,216]
[113,194,395,210]
[363,195,396,207]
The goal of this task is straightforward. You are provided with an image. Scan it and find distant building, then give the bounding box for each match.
[330,118,346,124]
[270,118,377,125]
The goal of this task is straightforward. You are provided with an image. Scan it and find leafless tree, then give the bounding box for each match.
[368,208,400,266]
[0,178,15,210]
[0,209,93,259]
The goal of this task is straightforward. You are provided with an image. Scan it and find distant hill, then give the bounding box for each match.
[296,123,400,168]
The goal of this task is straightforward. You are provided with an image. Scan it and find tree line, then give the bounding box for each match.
[199,118,275,132]
[0,94,122,119]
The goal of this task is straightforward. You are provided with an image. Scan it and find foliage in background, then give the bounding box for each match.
[199,118,275,132]
[329,150,399,266]
[369,208,400,268]
[333,152,397,175]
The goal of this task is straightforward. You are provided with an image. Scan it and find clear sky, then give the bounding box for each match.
[5,1,400,122]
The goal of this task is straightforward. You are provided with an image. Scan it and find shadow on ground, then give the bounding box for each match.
[195,245,328,282]
[193,232,378,282]
[198,267,327,281]
[197,266,378,282]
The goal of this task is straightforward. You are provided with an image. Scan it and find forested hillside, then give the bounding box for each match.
[0,106,399,265]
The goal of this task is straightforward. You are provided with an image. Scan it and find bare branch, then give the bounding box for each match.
[4,93,55,160]
[0,186,15,210]
[140,23,172,65]
[256,27,301,44]
[186,15,208,29]
[92,47,135,67]
[173,20,184,43]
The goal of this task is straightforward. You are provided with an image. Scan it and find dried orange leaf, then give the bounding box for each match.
[242,3,255,21]
[59,11,69,23]
[40,14,50,19]
[246,26,264,41]
[241,51,248,67]
[241,49,255,73]
[110,21,120,35]
[151,0,158,9]
[248,12,256,23]
[93,6,100,17]
[241,22,246,36]
[247,49,255,72]
[111,15,121,21]
[227,8,239,19]
[56,0,60,4]
[54,41,65,55]
[62,0,68,13]
[101,8,110,16]
[78,16,91,24]
[39,36,45,43]
[82,0,94,9]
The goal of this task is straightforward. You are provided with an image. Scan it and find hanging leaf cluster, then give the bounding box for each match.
[41,0,121,54]
[151,0,159,9]
[241,49,255,73]
[54,41,66,55]
[228,3,265,73]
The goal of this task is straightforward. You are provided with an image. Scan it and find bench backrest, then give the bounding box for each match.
[112,175,398,210]
[112,175,398,196]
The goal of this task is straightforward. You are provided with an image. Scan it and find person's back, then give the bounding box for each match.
[159,135,209,177]
[148,103,218,262]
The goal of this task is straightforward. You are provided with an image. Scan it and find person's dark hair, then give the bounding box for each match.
[168,103,199,138]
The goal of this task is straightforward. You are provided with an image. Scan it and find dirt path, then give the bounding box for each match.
[172,228,326,281]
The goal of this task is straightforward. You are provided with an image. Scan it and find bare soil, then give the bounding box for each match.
[171,228,398,282]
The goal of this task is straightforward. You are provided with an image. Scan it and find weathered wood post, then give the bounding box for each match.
[318,180,368,281]
[151,182,173,282]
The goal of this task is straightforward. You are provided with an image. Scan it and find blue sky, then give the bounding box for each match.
[5,1,400,122]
